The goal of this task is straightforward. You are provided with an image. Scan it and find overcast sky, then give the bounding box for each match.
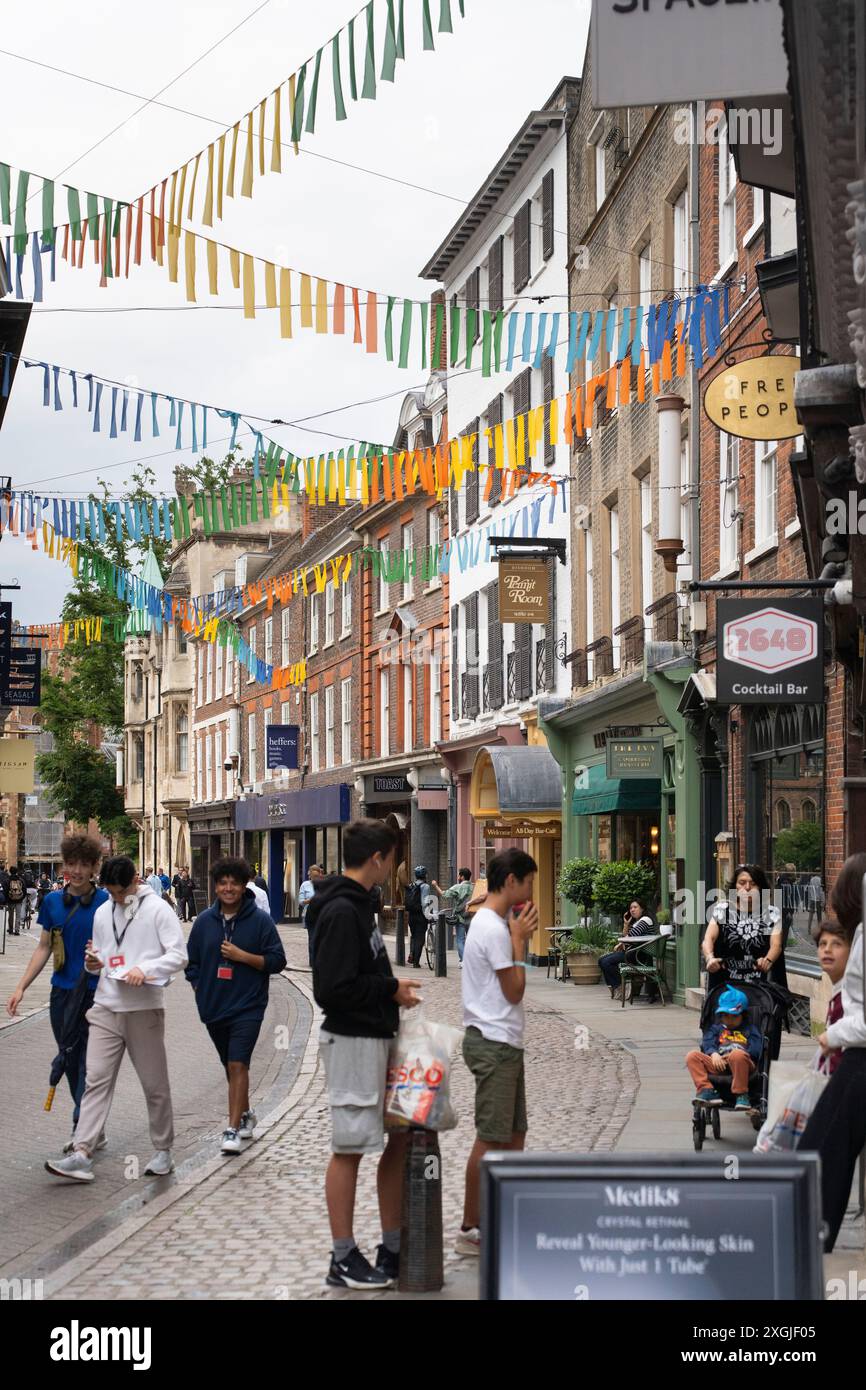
[0,0,591,624]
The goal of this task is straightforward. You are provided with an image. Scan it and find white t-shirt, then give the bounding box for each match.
[461,906,524,1048]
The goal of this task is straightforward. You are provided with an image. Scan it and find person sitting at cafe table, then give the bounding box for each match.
[598,897,658,1001]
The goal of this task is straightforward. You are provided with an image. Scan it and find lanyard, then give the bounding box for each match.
[112,902,132,950]
[221,913,238,944]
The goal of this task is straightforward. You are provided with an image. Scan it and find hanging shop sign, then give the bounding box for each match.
[606,737,664,780]
[498,557,551,625]
[266,724,299,771]
[703,356,801,441]
[483,820,560,840]
[480,1152,822,1301]
[716,599,823,705]
[1,646,40,706]
[0,601,11,681]
[0,737,34,793]
[591,0,788,108]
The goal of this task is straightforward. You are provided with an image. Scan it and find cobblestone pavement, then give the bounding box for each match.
[0,925,308,1281]
[46,929,638,1301]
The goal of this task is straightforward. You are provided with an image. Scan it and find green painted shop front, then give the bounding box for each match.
[539,656,703,1005]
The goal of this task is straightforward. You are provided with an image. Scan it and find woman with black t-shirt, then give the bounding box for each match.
[702,863,783,987]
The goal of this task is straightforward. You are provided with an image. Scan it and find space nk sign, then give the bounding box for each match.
[716,599,823,705]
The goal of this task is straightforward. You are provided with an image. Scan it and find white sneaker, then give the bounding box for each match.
[45,1152,94,1182]
[221,1127,242,1155]
[238,1110,257,1141]
[144,1150,174,1176]
[455,1226,481,1256]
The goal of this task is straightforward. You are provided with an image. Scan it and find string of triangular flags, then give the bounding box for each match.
[0,172,731,375]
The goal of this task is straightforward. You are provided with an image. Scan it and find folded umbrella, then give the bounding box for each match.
[44,969,92,1111]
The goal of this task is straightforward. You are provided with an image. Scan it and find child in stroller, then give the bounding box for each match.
[687,982,789,1150]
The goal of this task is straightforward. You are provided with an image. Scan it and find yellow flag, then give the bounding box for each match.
[227,122,240,198]
[279,267,293,338]
[300,273,313,328]
[177,163,188,229]
[288,75,299,156]
[549,397,559,446]
[494,423,504,470]
[206,239,218,295]
[167,228,180,284]
[216,134,226,220]
[186,151,201,219]
[271,86,282,173]
[257,98,267,176]
[505,416,517,469]
[230,247,240,289]
[184,231,197,302]
[264,262,277,309]
[242,254,255,317]
[202,144,215,227]
[168,169,178,235]
[317,456,326,506]
[241,112,254,197]
[315,278,328,333]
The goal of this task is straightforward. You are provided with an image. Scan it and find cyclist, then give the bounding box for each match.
[403,866,438,969]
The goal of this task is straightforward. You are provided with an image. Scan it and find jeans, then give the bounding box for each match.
[599,950,628,988]
[49,984,96,1126]
[455,923,467,961]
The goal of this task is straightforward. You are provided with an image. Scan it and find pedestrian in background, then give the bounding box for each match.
[312,819,421,1290]
[45,855,187,1183]
[403,865,436,968]
[298,864,324,965]
[432,868,474,965]
[5,867,26,934]
[186,858,286,1156]
[458,848,538,1257]
[6,835,108,1148]
[146,867,163,898]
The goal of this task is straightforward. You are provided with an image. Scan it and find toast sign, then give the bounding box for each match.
[716,599,823,704]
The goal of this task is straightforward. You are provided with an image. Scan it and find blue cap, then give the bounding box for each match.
[715,987,748,1015]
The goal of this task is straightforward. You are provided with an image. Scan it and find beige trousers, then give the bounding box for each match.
[74,1004,174,1156]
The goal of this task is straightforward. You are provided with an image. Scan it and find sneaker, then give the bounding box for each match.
[220,1127,242,1155]
[374,1244,399,1282]
[326,1246,392,1290]
[695,1088,723,1105]
[455,1226,482,1256]
[144,1150,174,1176]
[734,1095,752,1112]
[238,1110,257,1141]
[45,1152,94,1182]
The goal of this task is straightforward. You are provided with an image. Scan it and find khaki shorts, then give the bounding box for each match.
[320,1030,391,1155]
[463,1026,527,1143]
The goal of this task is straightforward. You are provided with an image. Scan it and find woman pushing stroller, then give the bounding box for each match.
[702,863,784,986]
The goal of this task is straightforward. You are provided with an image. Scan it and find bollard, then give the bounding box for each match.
[435,910,448,977]
[399,1126,443,1292]
[395,906,405,966]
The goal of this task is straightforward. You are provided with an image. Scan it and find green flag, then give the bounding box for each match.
[361,1,376,99]
[332,35,347,120]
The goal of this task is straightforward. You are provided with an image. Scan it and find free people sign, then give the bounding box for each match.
[498,556,550,625]
[591,0,788,108]
[480,1153,822,1301]
[703,356,801,441]
[716,599,823,705]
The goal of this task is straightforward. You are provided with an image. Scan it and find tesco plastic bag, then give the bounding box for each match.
[753,1057,827,1154]
[385,1008,464,1132]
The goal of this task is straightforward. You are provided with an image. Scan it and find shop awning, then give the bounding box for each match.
[571,763,661,817]
[474,745,562,818]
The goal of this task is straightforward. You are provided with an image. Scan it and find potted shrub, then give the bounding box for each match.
[557,858,598,925]
[563,921,614,985]
[592,861,657,924]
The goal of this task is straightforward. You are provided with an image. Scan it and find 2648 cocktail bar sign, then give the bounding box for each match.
[716,599,824,705]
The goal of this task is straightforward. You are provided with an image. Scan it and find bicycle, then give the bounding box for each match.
[424,917,437,970]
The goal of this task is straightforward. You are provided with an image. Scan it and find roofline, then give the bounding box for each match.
[419,80,580,282]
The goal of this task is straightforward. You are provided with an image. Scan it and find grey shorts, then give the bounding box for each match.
[320,1030,391,1155]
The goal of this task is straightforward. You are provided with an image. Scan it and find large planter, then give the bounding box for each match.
[566,952,601,985]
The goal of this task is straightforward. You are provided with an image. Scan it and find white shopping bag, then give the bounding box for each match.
[754,1055,827,1154]
[385,1007,464,1132]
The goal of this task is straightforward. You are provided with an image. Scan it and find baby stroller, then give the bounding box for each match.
[691,979,792,1151]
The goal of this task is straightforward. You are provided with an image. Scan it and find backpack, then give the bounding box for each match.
[7,877,24,902]
[404,882,423,918]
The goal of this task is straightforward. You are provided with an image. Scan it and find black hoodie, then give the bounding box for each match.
[310,875,399,1038]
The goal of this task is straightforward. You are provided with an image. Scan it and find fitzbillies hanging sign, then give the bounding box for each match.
[716,599,824,705]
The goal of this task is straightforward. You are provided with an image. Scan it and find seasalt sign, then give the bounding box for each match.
[703,355,800,441]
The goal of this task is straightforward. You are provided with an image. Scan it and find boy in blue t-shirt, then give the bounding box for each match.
[5,834,108,1142]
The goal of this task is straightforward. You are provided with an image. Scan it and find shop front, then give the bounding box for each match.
[358,762,449,911]
[437,723,526,879]
[189,802,235,915]
[234,784,352,923]
[468,741,563,965]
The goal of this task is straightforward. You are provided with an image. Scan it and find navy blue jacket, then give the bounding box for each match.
[185,890,286,1025]
[700,1019,762,1063]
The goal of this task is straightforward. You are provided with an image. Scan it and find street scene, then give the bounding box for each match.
[0,0,865,1336]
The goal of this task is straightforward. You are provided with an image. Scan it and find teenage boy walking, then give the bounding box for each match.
[44,856,187,1182]
[311,819,421,1290]
[186,857,286,1155]
[457,847,538,1255]
[6,835,108,1147]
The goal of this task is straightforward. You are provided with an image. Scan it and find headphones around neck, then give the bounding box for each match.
[62,882,97,909]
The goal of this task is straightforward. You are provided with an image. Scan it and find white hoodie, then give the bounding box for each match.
[87,884,188,1012]
[826,924,866,1050]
